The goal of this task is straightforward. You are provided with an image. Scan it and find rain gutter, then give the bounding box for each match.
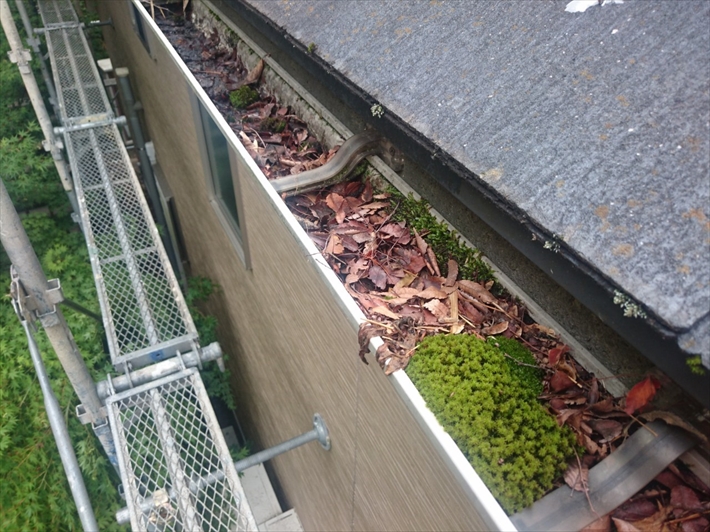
[221,0,709,409]
[131,3,706,530]
[134,2,516,529]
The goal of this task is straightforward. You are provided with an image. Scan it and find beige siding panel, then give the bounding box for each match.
[97,2,493,529]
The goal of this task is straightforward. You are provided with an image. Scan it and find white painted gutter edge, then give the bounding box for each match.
[137,2,517,529]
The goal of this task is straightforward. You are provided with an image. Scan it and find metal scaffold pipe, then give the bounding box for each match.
[0,0,77,212]
[0,179,105,426]
[20,319,99,532]
[13,0,58,113]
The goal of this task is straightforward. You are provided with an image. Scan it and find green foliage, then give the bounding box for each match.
[229,85,259,109]
[1,16,120,526]
[686,355,706,376]
[0,8,38,139]
[75,1,109,60]
[0,124,63,212]
[185,276,236,410]
[388,189,495,283]
[0,210,121,531]
[229,442,251,463]
[406,334,577,513]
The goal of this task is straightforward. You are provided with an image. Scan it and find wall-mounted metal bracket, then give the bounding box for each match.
[86,18,113,28]
[233,413,331,474]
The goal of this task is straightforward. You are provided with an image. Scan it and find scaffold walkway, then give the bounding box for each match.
[37,0,198,372]
[34,0,258,529]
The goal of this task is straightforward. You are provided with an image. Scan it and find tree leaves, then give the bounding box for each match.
[624,376,661,415]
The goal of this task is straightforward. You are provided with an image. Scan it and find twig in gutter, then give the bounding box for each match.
[627,413,659,437]
[666,510,710,525]
[503,352,552,373]
[574,449,600,521]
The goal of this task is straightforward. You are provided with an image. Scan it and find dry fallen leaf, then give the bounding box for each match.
[424,299,449,320]
[588,419,623,442]
[613,498,659,522]
[624,376,661,415]
[670,485,704,512]
[550,369,577,392]
[372,305,400,320]
[611,518,641,532]
[548,344,570,366]
[580,515,611,532]
[444,259,459,286]
[417,286,448,300]
[241,57,265,86]
[564,460,589,492]
[640,411,709,445]
[621,506,672,532]
[368,265,388,290]
[458,279,497,305]
[481,321,509,336]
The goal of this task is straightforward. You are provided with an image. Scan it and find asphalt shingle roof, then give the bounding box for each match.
[244,0,710,367]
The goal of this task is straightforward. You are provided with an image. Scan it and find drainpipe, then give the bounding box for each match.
[114,67,180,274]
[14,0,58,115]
[0,0,79,217]
[19,319,99,532]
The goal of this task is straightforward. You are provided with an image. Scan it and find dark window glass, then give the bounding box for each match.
[131,3,149,51]
[198,102,240,231]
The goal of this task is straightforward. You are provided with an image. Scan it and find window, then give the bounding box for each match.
[129,1,150,53]
[193,95,249,266]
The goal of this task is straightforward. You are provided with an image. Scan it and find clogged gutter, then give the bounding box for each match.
[151,3,710,527]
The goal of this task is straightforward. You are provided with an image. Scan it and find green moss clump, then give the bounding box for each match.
[229,85,260,108]
[387,189,494,283]
[687,355,706,376]
[406,334,577,513]
[260,117,286,133]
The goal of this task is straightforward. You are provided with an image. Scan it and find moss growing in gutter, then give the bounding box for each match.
[387,188,494,283]
[229,85,259,109]
[406,334,577,513]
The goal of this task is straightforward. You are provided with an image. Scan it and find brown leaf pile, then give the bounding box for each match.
[284,180,556,375]
[159,15,334,182]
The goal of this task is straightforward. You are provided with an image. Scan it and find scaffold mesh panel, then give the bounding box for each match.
[64,124,194,361]
[42,24,111,120]
[37,0,196,367]
[36,0,77,25]
[107,369,257,532]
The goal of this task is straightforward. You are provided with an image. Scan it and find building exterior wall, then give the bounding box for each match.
[96,2,490,529]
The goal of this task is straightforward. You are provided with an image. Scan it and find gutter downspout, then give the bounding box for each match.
[114,67,181,275]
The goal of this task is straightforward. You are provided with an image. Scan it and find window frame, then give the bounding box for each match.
[128,0,151,54]
[190,90,250,268]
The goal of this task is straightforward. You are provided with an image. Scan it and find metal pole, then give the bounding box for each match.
[0,179,104,425]
[0,0,78,215]
[95,342,223,400]
[114,67,180,274]
[234,414,331,472]
[115,413,331,525]
[20,320,99,532]
[14,0,58,113]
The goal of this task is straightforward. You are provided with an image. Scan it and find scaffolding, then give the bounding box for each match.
[37,0,198,371]
[1,0,331,528]
[27,0,257,529]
